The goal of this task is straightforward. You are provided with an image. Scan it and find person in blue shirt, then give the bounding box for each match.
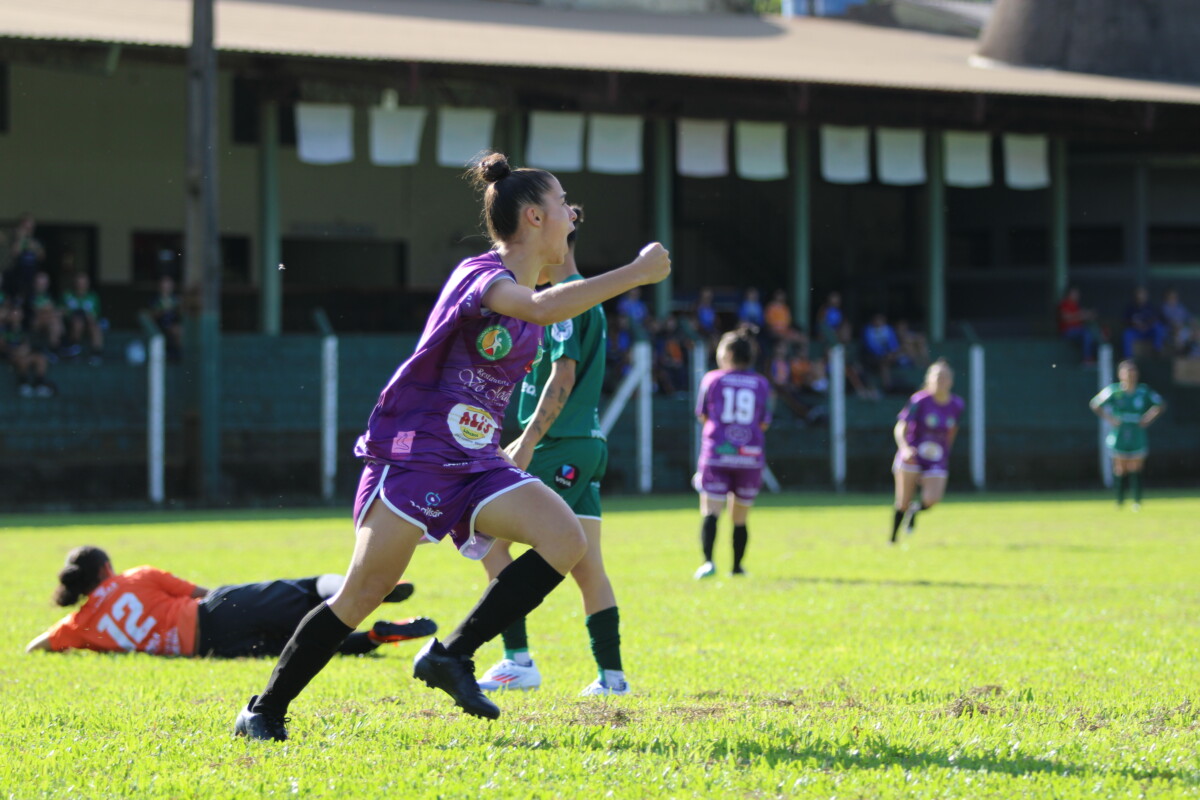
[862,313,901,394]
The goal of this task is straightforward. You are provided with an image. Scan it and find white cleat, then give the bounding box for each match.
[1131,502,1142,512]
[694,561,716,580]
[580,678,630,697]
[476,659,542,692]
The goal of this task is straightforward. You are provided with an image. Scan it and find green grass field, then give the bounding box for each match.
[2,493,1198,799]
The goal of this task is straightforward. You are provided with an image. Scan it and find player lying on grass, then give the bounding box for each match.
[26,546,436,657]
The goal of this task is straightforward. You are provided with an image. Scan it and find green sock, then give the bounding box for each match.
[586,606,622,672]
[500,616,529,660]
[1115,474,1126,505]
[1130,472,1143,503]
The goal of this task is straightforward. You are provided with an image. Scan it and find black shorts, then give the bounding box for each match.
[195,577,322,658]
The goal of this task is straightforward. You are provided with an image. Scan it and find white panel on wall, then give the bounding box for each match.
[1004,133,1049,190]
[944,130,993,188]
[527,111,585,172]
[820,125,870,184]
[586,114,643,175]
[369,106,426,166]
[876,127,925,186]
[735,121,787,181]
[436,107,496,168]
[677,118,729,179]
[296,103,354,165]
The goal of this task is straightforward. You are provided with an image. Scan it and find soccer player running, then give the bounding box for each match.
[26,546,433,658]
[1089,359,1165,510]
[693,328,772,579]
[890,359,964,544]
[233,152,669,740]
[474,206,628,697]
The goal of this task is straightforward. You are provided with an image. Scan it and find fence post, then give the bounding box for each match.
[829,344,846,491]
[315,309,338,502]
[635,341,653,493]
[970,343,986,489]
[148,334,165,505]
[689,338,707,473]
[1098,343,1114,488]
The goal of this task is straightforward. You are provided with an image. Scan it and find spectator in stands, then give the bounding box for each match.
[651,314,688,396]
[3,213,45,319]
[29,271,64,355]
[835,319,879,400]
[616,287,648,330]
[862,313,902,393]
[767,337,827,425]
[1123,286,1166,358]
[149,275,183,361]
[815,291,844,344]
[764,289,793,343]
[62,272,105,365]
[1,304,55,397]
[605,313,634,392]
[1057,285,1098,364]
[738,287,764,330]
[1177,317,1200,358]
[1160,287,1192,352]
[693,287,718,344]
[894,319,931,370]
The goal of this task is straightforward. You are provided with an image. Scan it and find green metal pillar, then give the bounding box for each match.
[185,0,222,501]
[790,126,811,333]
[507,111,525,166]
[1050,137,1069,300]
[926,131,946,343]
[1132,161,1149,287]
[653,118,674,319]
[259,98,281,335]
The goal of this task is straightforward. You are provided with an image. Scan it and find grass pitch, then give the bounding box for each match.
[1,493,1198,799]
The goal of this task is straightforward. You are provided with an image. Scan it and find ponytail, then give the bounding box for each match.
[53,546,110,606]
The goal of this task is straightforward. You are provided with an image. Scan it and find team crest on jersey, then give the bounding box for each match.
[476,325,512,361]
[448,403,497,449]
[554,463,578,489]
[551,319,573,343]
[925,413,941,428]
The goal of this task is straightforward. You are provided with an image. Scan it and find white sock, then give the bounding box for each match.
[316,574,344,599]
[512,650,533,667]
[602,669,626,687]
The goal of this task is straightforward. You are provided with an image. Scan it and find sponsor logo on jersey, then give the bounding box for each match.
[476,325,512,361]
[726,425,752,445]
[522,382,538,397]
[925,413,941,429]
[524,343,544,374]
[917,441,945,462]
[715,442,738,455]
[410,499,444,518]
[425,492,441,507]
[458,368,514,404]
[391,430,415,456]
[448,403,497,449]
[550,319,573,342]
[554,463,578,489]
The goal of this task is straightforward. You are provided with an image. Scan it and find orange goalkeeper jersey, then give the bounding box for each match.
[47,566,200,656]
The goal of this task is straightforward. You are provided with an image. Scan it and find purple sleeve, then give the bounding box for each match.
[696,373,714,418]
[898,396,920,444]
[463,268,515,320]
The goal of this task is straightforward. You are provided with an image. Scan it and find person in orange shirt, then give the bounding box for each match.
[26,546,436,658]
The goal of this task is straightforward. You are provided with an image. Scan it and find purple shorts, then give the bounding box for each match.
[353,461,540,560]
[693,463,764,504]
[893,441,949,478]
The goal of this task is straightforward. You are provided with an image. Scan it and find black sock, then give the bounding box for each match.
[252,603,353,718]
[443,550,564,658]
[1130,472,1143,503]
[1116,474,1126,505]
[701,514,718,562]
[336,631,378,656]
[586,606,622,672]
[732,525,748,570]
[908,504,930,532]
[890,508,904,542]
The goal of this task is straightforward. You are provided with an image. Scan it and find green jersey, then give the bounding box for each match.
[63,290,101,316]
[1092,382,1163,456]
[518,274,606,441]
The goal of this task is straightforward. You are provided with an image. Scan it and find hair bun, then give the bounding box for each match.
[478,152,511,184]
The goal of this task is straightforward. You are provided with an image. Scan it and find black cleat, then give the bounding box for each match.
[369,617,438,644]
[382,581,415,604]
[233,695,289,741]
[412,639,500,720]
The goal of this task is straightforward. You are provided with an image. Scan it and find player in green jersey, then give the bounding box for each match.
[1089,359,1165,510]
[476,206,628,696]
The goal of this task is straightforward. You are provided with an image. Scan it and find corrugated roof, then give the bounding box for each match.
[5,0,1200,105]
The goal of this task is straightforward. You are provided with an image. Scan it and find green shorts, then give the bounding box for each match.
[527,436,607,519]
[1106,424,1148,458]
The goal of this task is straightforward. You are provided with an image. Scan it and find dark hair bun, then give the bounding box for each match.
[478,152,512,184]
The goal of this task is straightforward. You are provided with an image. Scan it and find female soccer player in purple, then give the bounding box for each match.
[693,328,772,579]
[234,153,670,740]
[890,359,964,544]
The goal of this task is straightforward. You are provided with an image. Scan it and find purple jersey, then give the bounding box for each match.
[897,390,964,465]
[354,252,543,473]
[696,368,772,469]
